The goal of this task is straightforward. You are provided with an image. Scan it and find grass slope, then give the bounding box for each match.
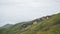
[0,13,60,34]
[20,13,60,34]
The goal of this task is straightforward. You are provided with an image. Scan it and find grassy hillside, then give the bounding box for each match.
[20,13,60,34]
[0,24,13,29]
[0,13,60,34]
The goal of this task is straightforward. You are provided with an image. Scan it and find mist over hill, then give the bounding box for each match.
[0,13,60,34]
[0,0,60,27]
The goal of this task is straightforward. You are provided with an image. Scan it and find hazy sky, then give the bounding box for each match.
[0,0,60,27]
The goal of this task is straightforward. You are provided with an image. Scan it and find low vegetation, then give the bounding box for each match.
[0,13,60,34]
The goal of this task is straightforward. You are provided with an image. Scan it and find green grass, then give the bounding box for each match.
[20,13,60,34]
[0,13,60,34]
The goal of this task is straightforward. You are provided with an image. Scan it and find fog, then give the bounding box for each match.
[0,0,60,27]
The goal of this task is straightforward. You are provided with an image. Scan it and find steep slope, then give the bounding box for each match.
[0,13,60,34]
[20,13,60,34]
